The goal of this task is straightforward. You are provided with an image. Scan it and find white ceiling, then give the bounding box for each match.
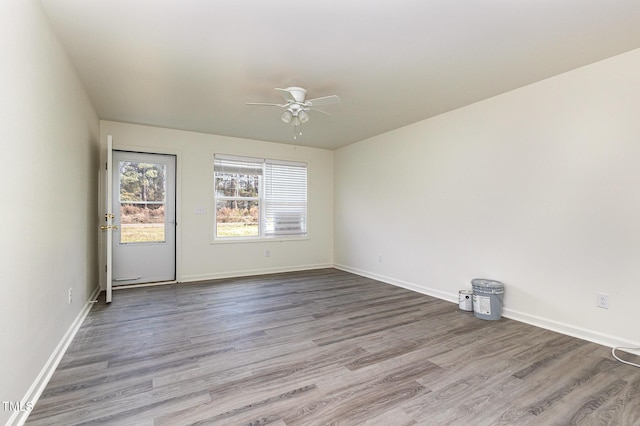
[40,0,640,150]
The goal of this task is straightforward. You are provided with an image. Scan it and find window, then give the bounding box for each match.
[214,154,307,239]
[119,160,167,243]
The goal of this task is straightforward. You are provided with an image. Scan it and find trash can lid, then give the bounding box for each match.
[471,278,504,289]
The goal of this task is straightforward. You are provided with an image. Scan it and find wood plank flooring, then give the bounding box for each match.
[26,269,640,425]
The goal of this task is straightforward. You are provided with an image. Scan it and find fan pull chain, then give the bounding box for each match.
[293,124,303,140]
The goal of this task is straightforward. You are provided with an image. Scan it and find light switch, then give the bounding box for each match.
[194,207,206,214]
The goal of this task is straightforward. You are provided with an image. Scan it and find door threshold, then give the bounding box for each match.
[113,280,178,290]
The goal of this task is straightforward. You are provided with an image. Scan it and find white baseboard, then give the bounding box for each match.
[334,264,458,304]
[8,286,101,426]
[334,264,640,355]
[180,263,334,283]
[502,308,640,355]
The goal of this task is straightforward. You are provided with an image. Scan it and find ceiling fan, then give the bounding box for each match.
[247,87,341,139]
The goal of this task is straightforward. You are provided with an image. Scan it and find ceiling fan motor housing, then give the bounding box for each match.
[286,87,307,103]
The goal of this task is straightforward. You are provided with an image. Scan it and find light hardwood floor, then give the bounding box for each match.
[26,269,640,425]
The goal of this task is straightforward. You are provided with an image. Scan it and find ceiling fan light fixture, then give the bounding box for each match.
[248,87,341,138]
[280,110,293,124]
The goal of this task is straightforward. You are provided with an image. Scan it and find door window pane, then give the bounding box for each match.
[119,161,167,244]
[120,203,165,243]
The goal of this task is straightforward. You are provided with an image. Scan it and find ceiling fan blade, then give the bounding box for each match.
[309,108,332,117]
[306,95,341,107]
[246,102,286,107]
[275,88,297,103]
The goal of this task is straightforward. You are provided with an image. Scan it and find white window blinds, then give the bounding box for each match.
[214,155,263,180]
[264,160,307,236]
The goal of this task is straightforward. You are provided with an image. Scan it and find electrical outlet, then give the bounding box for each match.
[596,292,609,309]
[68,288,73,304]
[378,254,383,263]
[265,249,271,258]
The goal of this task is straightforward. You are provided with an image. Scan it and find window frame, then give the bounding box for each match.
[213,154,308,242]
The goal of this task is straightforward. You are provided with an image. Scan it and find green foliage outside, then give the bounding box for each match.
[120,161,166,202]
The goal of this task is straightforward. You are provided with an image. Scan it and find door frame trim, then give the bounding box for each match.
[110,145,182,285]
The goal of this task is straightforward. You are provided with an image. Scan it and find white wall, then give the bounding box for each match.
[100,121,334,284]
[0,1,100,424]
[334,48,640,348]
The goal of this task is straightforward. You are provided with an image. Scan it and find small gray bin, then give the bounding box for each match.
[472,279,504,320]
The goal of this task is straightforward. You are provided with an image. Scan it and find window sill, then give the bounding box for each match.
[210,235,309,244]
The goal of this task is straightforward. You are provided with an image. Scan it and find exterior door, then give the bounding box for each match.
[103,135,114,302]
[112,150,176,286]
